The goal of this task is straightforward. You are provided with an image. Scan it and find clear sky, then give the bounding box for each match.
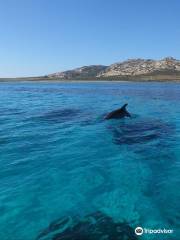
[0,0,180,77]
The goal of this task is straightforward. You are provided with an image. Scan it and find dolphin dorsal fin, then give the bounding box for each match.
[121,103,128,110]
[121,103,131,117]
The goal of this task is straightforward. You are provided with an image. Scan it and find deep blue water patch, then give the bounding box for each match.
[36,211,137,240]
[39,108,82,123]
[111,118,175,145]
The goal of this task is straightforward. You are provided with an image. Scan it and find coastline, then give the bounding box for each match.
[0,78,180,83]
[1,72,180,83]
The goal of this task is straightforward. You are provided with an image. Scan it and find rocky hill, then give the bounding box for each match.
[46,57,180,81]
[48,65,108,80]
[98,57,180,77]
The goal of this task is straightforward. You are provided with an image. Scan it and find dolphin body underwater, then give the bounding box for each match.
[105,103,131,120]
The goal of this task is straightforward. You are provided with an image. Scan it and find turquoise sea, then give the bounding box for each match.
[0,81,179,240]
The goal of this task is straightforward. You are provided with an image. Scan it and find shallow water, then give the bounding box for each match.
[0,81,179,240]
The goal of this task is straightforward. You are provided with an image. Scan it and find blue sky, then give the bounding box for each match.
[0,0,179,77]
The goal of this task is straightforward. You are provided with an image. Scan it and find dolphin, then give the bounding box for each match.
[105,103,131,120]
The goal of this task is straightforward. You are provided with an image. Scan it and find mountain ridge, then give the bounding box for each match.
[46,57,180,81]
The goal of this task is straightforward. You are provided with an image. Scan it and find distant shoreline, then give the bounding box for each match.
[0,77,180,83]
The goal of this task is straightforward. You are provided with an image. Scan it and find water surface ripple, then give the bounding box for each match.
[0,82,179,240]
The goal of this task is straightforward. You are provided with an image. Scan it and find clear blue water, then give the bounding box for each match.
[0,81,179,240]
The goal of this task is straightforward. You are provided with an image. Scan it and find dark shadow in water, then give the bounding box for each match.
[37,108,99,127]
[0,107,25,116]
[109,118,175,146]
[36,211,137,240]
[0,137,9,146]
[38,108,82,123]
